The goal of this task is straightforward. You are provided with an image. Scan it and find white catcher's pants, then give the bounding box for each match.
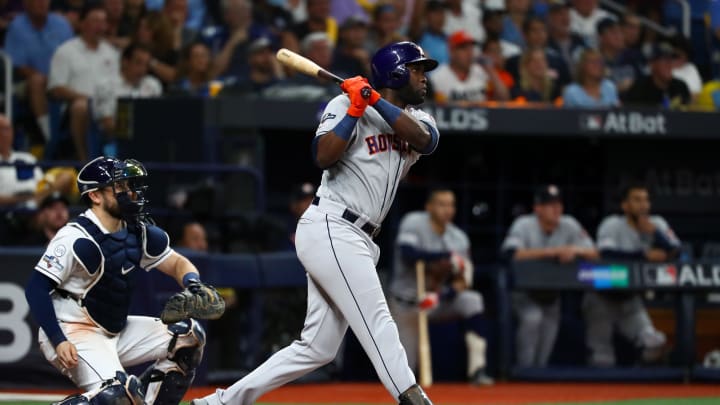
[204,204,416,405]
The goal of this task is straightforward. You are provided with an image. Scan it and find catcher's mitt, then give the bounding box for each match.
[160,280,226,324]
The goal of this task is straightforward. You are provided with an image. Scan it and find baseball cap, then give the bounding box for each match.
[448,30,476,49]
[290,182,316,202]
[534,184,562,204]
[340,14,369,30]
[648,42,675,61]
[596,17,620,35]
[40,192,70,210]
[249,36,272,53]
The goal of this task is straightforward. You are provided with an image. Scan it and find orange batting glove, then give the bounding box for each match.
[341,76,371,117]
[418,292,439,310]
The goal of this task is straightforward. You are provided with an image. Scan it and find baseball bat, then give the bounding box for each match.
[416,260,433,388]
[276,48,371,98]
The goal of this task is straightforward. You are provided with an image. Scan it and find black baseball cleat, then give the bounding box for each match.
[190,399,209,405]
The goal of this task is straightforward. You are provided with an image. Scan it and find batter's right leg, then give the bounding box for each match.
[197,277,348,405]
[298,212,417,400]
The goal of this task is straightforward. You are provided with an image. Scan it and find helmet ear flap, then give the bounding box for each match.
[389,64,409,89]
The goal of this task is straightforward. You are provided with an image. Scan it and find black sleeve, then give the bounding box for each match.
[25,272,67,347]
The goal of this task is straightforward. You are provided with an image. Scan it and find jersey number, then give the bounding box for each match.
[0,283,32,363]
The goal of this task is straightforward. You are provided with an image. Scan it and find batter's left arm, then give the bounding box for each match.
[371,98,439,154]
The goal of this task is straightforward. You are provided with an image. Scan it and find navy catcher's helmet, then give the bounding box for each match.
[77,156,150,221]
[371,41,438,89]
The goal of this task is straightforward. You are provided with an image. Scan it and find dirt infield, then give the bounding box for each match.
[185,383,720,404]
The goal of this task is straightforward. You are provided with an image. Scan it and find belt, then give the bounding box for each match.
[312,196,381,238]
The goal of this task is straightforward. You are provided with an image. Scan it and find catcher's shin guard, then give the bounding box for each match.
[141,319,206,404]
[54,371,144,405]
[398,384,433,405]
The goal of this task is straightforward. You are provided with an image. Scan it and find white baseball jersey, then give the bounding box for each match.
[429,64,489,103]
[48,37,119,97]
[315,95,439,224]
[34,209,173,328]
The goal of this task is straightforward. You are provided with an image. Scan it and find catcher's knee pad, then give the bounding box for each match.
[167,318,206,372]
[54,371,144,405]
[398,384,433,405]
[140,369,194,405]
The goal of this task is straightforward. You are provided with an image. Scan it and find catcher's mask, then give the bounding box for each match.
[78,156,150,223]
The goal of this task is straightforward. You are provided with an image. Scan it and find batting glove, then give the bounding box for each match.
[418,292,439,310]
[341,76,371,117]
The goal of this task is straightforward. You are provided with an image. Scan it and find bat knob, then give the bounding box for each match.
[361,87,371,99]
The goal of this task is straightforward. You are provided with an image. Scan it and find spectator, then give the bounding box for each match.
[390,188,494,386]
[506,16,572,89]
[620,13,642,51]
[569,0,610,47]
[134,11,179,85]
[0,114,74,208]
[265,32,338,100]
[18,191,69,245]
[207,0,267,78]
[331,15,371,78]
[4,0,74,144]
[223,36,283,94]
[119,0,146,35]
[546,0,587,73]
[179,220,209,252]
[622,42,690,109]
[0,0,22,41]
[443,0,485,45]
[597,17,644,93]
[51,0,83,31]
[252,0,293,42]
[416,0,449,65]
[430,31,509,105]
[283,0,337,53]
[670,36,702,101]
[48,3,119,161]
[585,182,678,367]
[482,37,515,101]
[174,41,215,97]
[501,185,598,367]
[563,48,619,108]
[146,0,205,33]
[364,3,406,52]
[92,43,162,135]
[482,7,521,59]
[103,0,130,49]
[161,0,197,48]
[511,48,561,104]
[501,0,531,48]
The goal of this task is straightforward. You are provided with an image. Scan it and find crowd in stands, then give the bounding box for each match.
[0,0,719,162]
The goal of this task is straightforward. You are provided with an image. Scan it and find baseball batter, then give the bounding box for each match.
[585,182,679,366]
[390,188,493,386]
[194,42,440,405]
[501,185,598,367]
[24,157,218,404]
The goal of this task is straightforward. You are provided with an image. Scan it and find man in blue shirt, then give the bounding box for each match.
[4,0,73,143]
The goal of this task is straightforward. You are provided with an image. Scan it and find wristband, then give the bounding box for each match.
[372,98,402,126]
[331,114,358,141]
[182,272,200,287]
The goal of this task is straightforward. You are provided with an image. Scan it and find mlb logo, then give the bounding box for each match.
[581,114,603,131]
[656,264,677,285]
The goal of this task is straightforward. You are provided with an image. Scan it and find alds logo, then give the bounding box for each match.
[365,134,410,155]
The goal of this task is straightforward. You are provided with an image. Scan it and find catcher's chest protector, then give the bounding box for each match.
[70,216,144,334]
